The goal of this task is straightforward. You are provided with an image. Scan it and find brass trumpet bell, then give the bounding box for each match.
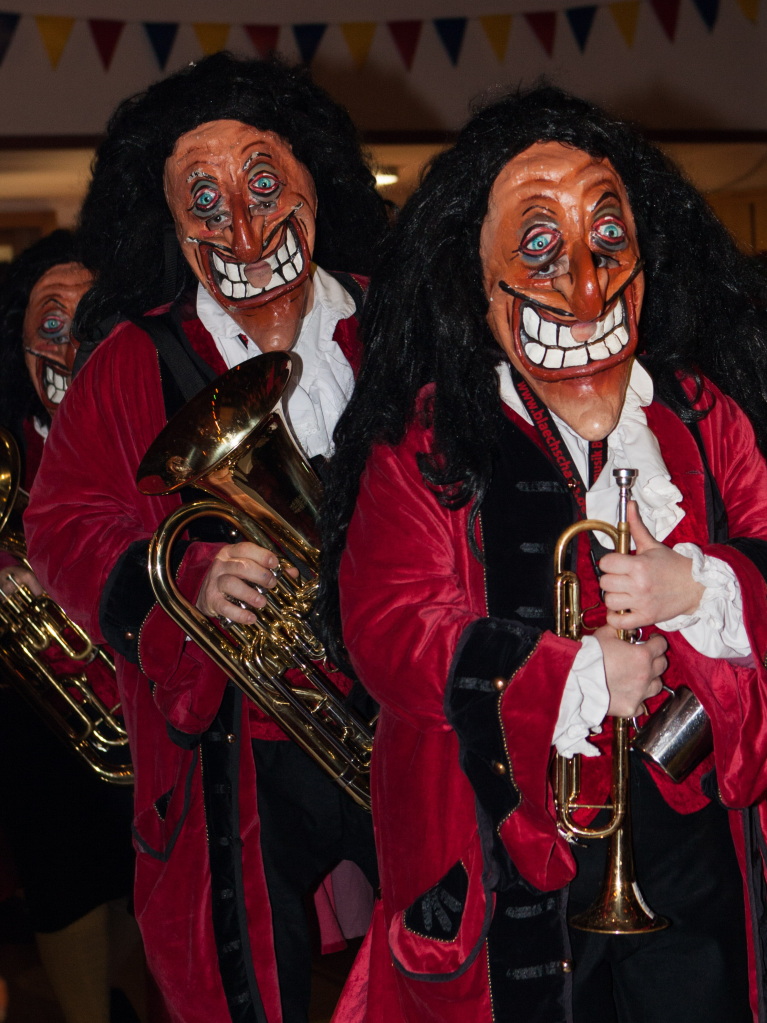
[137,352,372,811]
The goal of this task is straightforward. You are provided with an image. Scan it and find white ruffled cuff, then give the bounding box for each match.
[656,543,752,662]
[553,635,610,758]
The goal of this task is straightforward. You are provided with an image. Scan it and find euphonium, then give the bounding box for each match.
[0,427,133,785]
[136,351,373,811]
[553,467,667,934]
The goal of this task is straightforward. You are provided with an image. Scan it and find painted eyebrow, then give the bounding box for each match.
[242,150,272,171]
[186,168,213,183]
[593,190,623,209]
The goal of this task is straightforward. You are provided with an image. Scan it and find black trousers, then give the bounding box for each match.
[252,738,378,1023]
[569,756,751,1023]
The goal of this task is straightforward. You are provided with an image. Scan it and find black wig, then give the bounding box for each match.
[318,84,767,663]
[0,229,79,435]
[75,51,390,342]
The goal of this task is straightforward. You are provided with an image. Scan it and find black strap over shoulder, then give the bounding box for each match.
[132,308,216,408]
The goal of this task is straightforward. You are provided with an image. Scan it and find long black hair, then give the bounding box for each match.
[0,229,79,434]
[318,84,767,662]
[75,51,390,343]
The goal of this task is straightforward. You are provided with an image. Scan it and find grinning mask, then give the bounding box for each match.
[23,261,92,415]
[164,119,317,353]
[481,141,644,440]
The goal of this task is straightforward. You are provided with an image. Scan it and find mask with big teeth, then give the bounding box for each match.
[481,141,644,440]
[164,120,317,352]
[22,261,92,415]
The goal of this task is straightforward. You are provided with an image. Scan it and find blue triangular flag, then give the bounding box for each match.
[565,6,598,51]
[434,17,467,65]
[293,23,327,63]
[143,22,179,70]
[690,0,720,29]
[0,13,19,66]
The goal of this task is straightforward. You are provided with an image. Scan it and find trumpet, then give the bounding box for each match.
[553,467,667,934]
[136,352,373,811]
[0,427,133,785]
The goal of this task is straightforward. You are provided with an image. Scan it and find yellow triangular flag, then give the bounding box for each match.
[735,0,760,22]
[480,14,512,62]
[341,22,376,68]
[35,15,75,68]
[609,1,641,46]
[193,22,230,55]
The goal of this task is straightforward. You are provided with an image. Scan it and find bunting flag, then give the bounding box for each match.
[35,15,75,68]
[143,21,178,69]
[434,17,467,64]
[0,12,19,67]
[193,22,229,55]
[525,11,557,55]
[388,20,422,70]
[649,0,682,39]
[691,0,720,26]
[735,0,760,20]
[566,5,598,48]
[341,22,376,67]
[89,18,125,70]
[0,2,755,75]
[609,1,641,44]
[244,24,280,58]
[480,14,512,61]
[293,23,326,63]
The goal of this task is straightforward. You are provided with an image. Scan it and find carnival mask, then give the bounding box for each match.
[23,261,92,415]
[164,119,317,353]
[481,142,644,440]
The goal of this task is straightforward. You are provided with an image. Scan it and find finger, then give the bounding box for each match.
[228,542,280,572]
[627,501,659,554]
[220,555,279,590]
[599,552,634,577]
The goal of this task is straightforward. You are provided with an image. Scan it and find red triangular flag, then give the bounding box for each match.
[388,20,422,70]
[649,0,682,40]
[244,25,280,58]
[525,12,557,56]
[89,18,125,70]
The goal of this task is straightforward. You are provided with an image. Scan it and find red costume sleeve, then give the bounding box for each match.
[25,321,230,735]
[341,407,577,945]
[672,380,767,809]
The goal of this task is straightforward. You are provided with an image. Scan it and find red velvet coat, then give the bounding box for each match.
[336,375,767,1023]
[25,303,363,1023]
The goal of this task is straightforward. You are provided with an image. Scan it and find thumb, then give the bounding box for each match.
[627,500,659,553]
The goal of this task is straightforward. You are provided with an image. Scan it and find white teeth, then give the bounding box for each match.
[539,319,558,346]
[520,300,630,369]
[210,224,305,302]
[604,332,623,355]
[588,341,611,361]
[43,367,68,405]
[557,326,580,348]
[522,306,539,340]
[525,342,546,365]
[562,347,589,368]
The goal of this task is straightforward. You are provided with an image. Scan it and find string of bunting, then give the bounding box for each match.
[0,0,759,72]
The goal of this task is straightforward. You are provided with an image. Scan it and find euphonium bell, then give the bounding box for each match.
[136,352,373,811]
[553,467,667,934]
[0,427,132,785]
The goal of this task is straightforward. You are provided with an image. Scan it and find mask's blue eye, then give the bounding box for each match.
[520,226,560,262]
[251,174,278,194]
[593,216,627,250]
[43,317,62,333]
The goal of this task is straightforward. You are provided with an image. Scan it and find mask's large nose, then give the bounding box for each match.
[552,240,608,324]
[230,200,267,264]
